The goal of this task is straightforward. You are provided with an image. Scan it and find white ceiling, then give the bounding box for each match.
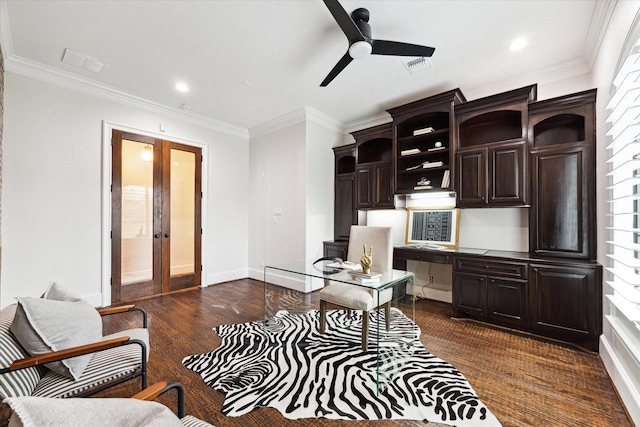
[0,0,611,133]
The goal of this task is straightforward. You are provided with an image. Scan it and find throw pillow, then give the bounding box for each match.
[10,284,102,380]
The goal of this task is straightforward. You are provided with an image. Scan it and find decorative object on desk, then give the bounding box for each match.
[360,244,373,274]
[406,207,460,247]
[182,309,500,425]
[412,126,434,136]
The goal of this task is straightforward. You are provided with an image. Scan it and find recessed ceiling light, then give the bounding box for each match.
[509,38,527,51]
[175,82,189,93]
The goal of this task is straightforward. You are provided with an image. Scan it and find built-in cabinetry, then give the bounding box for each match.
[326,85,602,351]
[332,144,357,241]
[387,89,466,194]
[528,89,597,259]
[352,123,394,210]
[450,252,602,351]
[453,255,528,327]
[454,85,537,207]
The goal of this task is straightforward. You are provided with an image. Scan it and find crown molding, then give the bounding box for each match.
[249,106,345,138]
[582,0,618,70]
[345,112,392,134]
[0,0,249,141]
[5,55,249,139]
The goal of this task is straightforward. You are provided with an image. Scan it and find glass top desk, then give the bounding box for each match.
[263,259,416,392]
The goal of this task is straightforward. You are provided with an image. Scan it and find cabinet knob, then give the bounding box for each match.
[164,233,170,238]
[154,233,161,239]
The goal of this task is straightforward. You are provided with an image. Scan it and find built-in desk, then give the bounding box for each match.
[392,244,602,352]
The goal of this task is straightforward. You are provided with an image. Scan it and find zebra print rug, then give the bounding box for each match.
[183,309,501,426]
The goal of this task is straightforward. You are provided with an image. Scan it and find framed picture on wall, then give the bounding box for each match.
[405,207,460,247]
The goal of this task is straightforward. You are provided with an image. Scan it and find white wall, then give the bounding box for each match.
[248,120,307,279]
[247,111,339,292]
[1,73,249,307]
[305,120,342,261]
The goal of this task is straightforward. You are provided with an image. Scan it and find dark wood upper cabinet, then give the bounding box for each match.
[528,89,597,260]
[332,144,356,241]
[387,89,466,194]
[454,85,537,207]
[352,123,394,210]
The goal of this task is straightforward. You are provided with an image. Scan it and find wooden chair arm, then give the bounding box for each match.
[97,304,135,316]
[131,381,185,418]
[131,381,168,401]
[8,336,130,371]
[97,305,147,328]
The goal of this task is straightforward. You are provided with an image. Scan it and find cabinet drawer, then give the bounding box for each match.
[454,257,527,279]
[394,248,453,264]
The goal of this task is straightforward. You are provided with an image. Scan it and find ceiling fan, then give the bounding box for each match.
[320,0,436,87]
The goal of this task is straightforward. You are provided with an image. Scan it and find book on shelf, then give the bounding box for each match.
[400,148,421,156]
[406,164,423,171]
[441,170,450,188]
[414,185,433,190]
[423,161,444,169]
[412,127,434,136]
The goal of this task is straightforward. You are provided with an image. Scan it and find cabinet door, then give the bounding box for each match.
[323,241,349,260]
[487,277,527,325]
[334,174,355,241]
[529,263,601,351]
[356,166,373,209]
[456,149,487,207]
[453,272,486,317]
[489,142,527,206]
[374,162,394,208]
[530,146,592,259]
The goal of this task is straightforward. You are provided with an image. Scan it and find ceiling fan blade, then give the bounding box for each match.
[320,52,353,87]
[371,40,435,57]
[322,0,365,43]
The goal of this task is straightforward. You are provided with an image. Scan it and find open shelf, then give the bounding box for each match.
[533,114,586,148]
[458,110,523,147]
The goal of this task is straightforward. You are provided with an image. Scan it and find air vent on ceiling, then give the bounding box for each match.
[404,57,433,75]
[62,48,106,74]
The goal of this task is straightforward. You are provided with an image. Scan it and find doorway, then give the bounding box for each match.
[111,130,202,303]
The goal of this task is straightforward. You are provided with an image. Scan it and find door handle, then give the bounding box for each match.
[164,233,170,238]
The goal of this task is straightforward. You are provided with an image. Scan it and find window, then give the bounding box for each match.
[605,34,640,352]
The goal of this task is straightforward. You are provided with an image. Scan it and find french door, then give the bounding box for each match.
[111,130,202,303]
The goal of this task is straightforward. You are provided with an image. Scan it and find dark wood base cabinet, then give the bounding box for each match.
[529,262,602,351]
[453,255,602,352]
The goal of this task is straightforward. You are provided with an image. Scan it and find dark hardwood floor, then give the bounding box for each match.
[100,279,631,427]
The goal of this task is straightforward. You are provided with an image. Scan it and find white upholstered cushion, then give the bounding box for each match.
[319,283,392,311]
[181,415,215,427]
[31,329,148,398]
[4,396,183,427]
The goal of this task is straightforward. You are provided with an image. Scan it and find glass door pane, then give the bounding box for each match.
[120,139,154,285]
[169,148,195,277]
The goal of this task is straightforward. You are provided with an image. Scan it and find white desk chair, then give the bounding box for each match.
[319,226,394,351]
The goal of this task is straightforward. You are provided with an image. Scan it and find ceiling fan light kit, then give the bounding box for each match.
[321,0,435,86]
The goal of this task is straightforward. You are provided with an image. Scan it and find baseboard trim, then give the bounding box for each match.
[600,334,640,425]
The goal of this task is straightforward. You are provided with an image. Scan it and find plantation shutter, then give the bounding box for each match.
[605,34,640,341]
